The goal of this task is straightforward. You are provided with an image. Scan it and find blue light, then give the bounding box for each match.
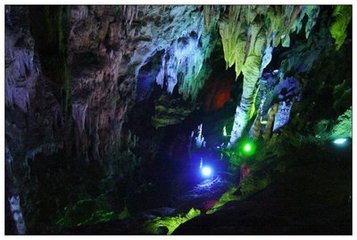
[333,138,348,145]
[201,166,213,178]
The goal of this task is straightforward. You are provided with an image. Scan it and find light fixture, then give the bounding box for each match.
[243,143,252,152]
[201,166,213,178]
[333,138,348,145]
[239,141,256,156]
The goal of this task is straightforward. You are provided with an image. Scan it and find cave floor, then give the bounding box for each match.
[61,144,351,235]
[174,152,352,234]
[61,172,235,234]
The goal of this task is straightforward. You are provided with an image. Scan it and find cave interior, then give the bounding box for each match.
[4,5,352,235]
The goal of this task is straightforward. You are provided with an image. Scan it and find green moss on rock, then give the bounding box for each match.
[146,208,201,235]
[206,187,239,214]
[55,194,122,229]
[329,5,352,50]
[330,107,352,139]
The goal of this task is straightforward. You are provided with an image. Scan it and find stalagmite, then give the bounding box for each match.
[223,5,319,145]
[8,195,27,235]
[263,104,279,141]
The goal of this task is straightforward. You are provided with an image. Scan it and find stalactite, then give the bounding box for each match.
[155,51,166,88]
[260,44,273,74]
[72,102,88,134]
[5,145,14,177]
[224,5,320,145]
[154,10,214,100]
[304,6,320,39]
[329,5,352,50]
[5,34,38,112]
[93,117,101,162]
[53,104,64,128]
[289,6,320,40]
[203,6,213,31]
[203,5,221,33]
[219,6,246,78]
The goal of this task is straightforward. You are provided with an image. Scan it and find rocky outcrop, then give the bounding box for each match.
[67,5,216,162]
[5,6,63,190]
[222,6,321,145]
[5,5,218,234]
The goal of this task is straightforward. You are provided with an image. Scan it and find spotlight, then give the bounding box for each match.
[201,166,213,178]
[240,141,256,156]
[243,143,252,152]
[333,138,348,145]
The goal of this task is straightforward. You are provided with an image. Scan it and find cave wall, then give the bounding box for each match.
[5,5,219,234]
[5,5,217,168]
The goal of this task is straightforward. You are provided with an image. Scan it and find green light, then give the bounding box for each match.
[243,143,252,152]
[333,138,348,145]
[239,140,256,157]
